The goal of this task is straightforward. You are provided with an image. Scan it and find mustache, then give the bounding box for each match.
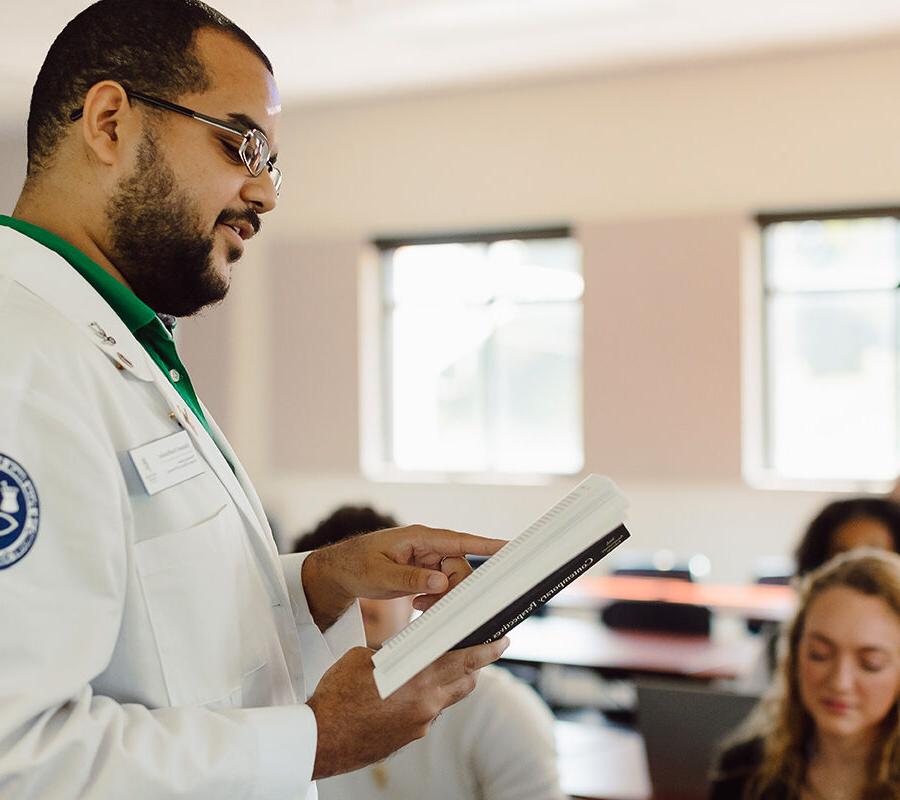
[216,208,262,236]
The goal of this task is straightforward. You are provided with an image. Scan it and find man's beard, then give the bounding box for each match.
[105,131,238,317]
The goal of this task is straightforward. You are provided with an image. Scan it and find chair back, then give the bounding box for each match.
[602,599,712,636]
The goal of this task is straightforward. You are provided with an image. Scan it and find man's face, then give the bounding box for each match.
[107,28,280,316]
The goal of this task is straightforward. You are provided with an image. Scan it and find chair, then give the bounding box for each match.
[600,562,712,635]
[601,599,712,636]
[613,566,694,582]
[746,570,792,634]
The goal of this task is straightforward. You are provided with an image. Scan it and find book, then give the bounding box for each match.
[371,474,630,699]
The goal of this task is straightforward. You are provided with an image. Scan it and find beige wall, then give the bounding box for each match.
[267,40,900,238]
[0,125,26,214]
[203,40,900,579]
[267,238,361,472]
[579,215,744,480]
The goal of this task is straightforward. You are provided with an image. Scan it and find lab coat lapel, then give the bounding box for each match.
[200,412,298,617]
[1,229,292,611]
[149,369,262,533]
[201,409,273,544]
[0,227,154,382]
[143,357,293,609]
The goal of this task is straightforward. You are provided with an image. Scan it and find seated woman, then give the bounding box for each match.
[710,550,900,799]
[295,505,566,800]
[795,498,900,576]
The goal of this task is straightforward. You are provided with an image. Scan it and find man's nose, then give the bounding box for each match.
[241,170,277,215]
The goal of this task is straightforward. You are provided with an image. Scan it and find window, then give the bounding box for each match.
[755,208,900,484]
[369,229,583,477]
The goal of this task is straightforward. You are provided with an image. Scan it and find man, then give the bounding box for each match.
[296,507,566,800]
[0,2,508,798]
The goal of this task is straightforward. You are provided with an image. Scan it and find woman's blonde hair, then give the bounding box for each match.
[745,549,900,799]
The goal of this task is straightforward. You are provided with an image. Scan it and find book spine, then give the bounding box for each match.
[451,524,631,650]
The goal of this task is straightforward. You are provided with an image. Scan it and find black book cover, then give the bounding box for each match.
[451,523,631,649]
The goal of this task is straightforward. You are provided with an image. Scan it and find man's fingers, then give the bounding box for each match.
[382,563,449,596]
[438,670,480,710]
[441,556,471,583]
[411,556,472,610]
[412,594,440,612]
[406,528,508,559]
[427,638,510,686]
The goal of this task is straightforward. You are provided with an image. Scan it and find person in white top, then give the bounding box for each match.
[0,3,509,798]
[297,507,567,800]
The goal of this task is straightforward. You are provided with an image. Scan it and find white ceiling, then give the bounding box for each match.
[3,0,900,123]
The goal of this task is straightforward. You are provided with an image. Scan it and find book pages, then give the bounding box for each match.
[372,474,629,698]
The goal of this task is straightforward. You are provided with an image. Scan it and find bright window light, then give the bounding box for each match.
[760,212,900,482]
[377,232,583,476]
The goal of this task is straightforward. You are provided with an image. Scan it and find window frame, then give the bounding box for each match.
[745,206,900,491]
[362,226,583,484]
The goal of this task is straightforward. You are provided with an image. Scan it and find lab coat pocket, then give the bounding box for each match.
[135,504,267,708]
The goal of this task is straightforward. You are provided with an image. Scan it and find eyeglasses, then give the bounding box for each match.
[70,89,282,197]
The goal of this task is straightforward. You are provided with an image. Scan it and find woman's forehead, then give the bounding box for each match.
[804,586,900,648]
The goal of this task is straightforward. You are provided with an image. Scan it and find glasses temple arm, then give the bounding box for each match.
[69,90,245,140]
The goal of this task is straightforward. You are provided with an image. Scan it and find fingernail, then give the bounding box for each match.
[427,573,444,591]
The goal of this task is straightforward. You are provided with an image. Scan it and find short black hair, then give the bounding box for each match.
[794,497,900,576]
[26,0,273,178]
[293,506,400,553]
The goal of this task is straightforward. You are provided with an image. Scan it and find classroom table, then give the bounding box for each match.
[555,720,650,800]
[503,615,764,679]
[550,575,796,623]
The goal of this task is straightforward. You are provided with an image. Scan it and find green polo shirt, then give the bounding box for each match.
[0,214,213,438]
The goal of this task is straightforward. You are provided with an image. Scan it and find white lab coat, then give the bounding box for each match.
[0,226,364,799]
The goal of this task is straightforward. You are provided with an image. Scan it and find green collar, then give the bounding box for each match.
[1,213,222,450]
[0,214,157,332]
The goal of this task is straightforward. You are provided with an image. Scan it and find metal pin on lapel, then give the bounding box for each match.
[89,321,116,346]
[180,406,199,434]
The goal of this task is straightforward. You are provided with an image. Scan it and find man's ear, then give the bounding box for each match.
[78,81,136,167]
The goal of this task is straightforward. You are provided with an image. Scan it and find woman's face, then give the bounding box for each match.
[798,586,900,744]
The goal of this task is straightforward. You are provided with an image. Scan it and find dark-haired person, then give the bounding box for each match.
[795,498,900,577]
[0,3,508,798]
[295,507,566,800]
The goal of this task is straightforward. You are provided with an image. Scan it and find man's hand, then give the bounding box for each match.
[307,637,509,779]
[301,525,506,630]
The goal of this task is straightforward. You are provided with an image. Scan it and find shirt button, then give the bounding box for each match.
[169,369,181,383]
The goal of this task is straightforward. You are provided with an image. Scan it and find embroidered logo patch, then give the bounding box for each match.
[0,453,40,569]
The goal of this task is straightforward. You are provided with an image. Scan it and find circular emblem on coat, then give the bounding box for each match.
[0,453,39,569]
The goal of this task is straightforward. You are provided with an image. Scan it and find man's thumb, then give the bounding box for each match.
[386,564,448,595]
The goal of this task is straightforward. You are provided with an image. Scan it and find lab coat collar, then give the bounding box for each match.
[0,226,155,382]
[0,227,290,609]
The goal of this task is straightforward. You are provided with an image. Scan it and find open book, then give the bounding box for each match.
[372,474,630,698]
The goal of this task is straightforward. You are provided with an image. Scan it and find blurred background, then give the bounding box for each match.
[8,2,900,798]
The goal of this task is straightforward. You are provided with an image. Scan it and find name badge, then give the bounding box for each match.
[129,431,206,495]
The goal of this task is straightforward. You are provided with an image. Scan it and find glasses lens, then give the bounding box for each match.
[269,165,282,197]
[240,131,268,177]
